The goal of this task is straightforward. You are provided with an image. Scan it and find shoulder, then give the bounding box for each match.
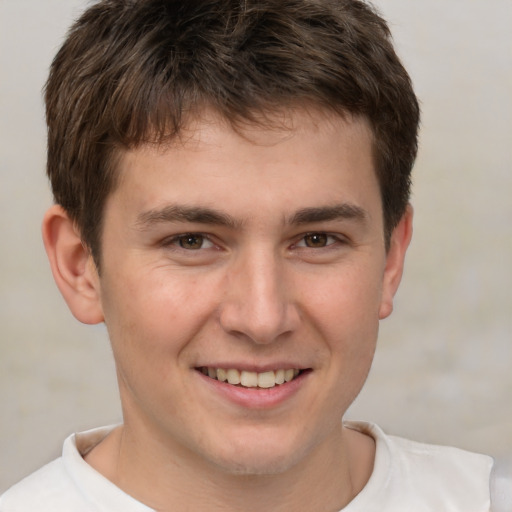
[0,426,117,512]
[0,458,91,512]
[386,430,493,490]
[345,421,494,511]
[383,433,493,511]
[490,455,512,512]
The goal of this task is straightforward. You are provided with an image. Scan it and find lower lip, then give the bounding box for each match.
[196,370,310,410]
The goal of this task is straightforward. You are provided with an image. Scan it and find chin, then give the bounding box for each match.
[213,450,303,476]
[202,430,313,476]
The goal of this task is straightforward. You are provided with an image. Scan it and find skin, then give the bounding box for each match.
[43,108,412,511]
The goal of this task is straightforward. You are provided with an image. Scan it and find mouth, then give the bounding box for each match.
[196,367,306,389]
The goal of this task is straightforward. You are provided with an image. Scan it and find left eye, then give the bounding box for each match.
[170,234,214,250]
[296,233,338,248]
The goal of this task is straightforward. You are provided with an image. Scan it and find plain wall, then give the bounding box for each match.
[1,0,511,491]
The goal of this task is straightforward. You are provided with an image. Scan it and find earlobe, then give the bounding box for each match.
[42,205,104,325]
[379,205,413,320]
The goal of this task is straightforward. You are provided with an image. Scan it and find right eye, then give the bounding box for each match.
[164,233,215,250]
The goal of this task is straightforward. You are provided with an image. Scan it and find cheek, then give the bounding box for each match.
[100,267,219,360]
[99,268,221,417]
[301,263,383,339]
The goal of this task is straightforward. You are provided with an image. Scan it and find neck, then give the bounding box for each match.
[85,421,375,512]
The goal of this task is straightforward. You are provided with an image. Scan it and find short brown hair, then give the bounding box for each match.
[45,0,420,266]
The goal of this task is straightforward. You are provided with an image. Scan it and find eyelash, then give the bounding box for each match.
[162,231,346,252]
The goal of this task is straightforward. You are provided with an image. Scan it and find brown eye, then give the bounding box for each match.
[304,233,328,248]
[178,234,204,250]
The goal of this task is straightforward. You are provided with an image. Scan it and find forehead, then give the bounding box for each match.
[109,108,381,225]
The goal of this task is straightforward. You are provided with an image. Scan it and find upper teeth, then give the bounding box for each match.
[201,367,300,388]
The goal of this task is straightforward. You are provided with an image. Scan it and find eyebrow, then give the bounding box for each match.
[135,202,368,230]
[288,203,368,226]
[135,205,241,229]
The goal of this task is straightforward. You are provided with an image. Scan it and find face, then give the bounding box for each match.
[93,109,407,475]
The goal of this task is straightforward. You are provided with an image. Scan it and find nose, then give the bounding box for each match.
[219,249,300,344]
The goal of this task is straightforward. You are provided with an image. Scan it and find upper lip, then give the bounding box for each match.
[195,363,308,372]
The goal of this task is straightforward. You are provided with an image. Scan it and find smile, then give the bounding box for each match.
[198,367,302,389]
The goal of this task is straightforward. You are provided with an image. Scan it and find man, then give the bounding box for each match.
[0,0,497,510]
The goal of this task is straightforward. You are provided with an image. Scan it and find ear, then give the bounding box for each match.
[379,204,413,319]
[42,205,104,324]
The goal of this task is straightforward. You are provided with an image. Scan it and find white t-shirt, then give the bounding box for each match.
[0,422,495,511]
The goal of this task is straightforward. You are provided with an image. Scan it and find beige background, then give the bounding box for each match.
[1,0,511,492]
